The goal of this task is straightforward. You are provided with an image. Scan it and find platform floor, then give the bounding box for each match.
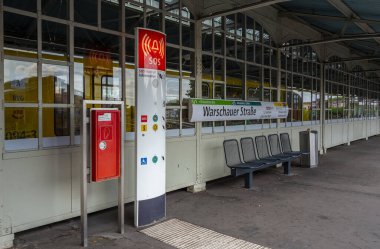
[14,136,380,249]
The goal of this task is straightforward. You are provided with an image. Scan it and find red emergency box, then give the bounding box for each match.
[91,109,121,182]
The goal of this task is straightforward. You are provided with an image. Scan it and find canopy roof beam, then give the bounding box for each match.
[280,12,380,26]
[326,56,380,63]
[199,0,291,21]
[282,34,380,48]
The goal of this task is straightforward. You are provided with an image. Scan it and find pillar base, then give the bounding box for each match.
[187,183,206,193]
[0,234,14,249]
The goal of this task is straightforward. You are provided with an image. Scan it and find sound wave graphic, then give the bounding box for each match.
[159,38,164,58]
[142,34,152,57]
[141,33,165,58]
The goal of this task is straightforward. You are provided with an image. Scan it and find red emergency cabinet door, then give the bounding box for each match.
[91,110,121,182]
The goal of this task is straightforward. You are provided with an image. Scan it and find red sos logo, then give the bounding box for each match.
[138,28,166,71]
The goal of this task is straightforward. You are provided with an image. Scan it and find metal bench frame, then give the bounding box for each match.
[223,139,268,189]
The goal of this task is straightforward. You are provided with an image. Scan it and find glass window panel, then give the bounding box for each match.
[74,28,120,101]
[263,46,271,66]
[166,109,180,136]
[4,12,38,56]
[4,0,37,12]
[247,65,261,101]
[102,0,120,31]
[125,3,144,34]
[215,83,224,99]
[226,14,235,36]
[42,21,68,60]
[165,0,179,15]
[42,64,69,104]
[214,30,224,55]
[226,60,243,100]
[214,57,224,81]
[4,60,38,103]
[182,20,195,48]
[4,107,39,151]
[125,67,135,136]
[263,68,270,89]
[202,29,213,53]
[202,82,211,98]
[166,77,180,106]
[202,55,212,80]
[42,0,68,19]
[237,38,244,60]
[226,36,235,58]
[182,79,194,106]
[182,50,195,77]
[255,43,262,64]
[166,47,180,71]
[42,108,70,147]
[146,8,162,31]
[247,42,254,62]
[263,29,270,45]
[182,109,195,135]
[271,69,277,88]
[75,0,98,26]
[146,0,160,8]
[125,37,135,63]
[254,22,262,43]
[166,15,180,44]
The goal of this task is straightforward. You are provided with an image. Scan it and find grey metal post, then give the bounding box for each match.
[81,100,125,247]
[119,0,126,235]
[320,63,326,153]
[81,101,88,247]
[277,48,281,128]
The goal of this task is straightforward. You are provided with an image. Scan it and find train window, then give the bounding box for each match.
[202,83,210,98]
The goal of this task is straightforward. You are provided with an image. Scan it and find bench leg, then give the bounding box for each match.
[283,161,291,176]
[244,172,253,189]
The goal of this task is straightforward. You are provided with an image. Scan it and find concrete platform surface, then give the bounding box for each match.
[13,136,380,249]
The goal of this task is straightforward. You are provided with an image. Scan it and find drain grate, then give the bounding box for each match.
[140,218,271,249]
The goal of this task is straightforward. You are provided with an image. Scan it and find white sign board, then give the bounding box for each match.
[189,99,289,122]
[135,28,166,227]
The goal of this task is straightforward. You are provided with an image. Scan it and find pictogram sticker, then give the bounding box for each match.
[141,157,147,165]
[141,124,148,132]
[153,114,158,122]
[152,155,158,164]
[141,115,148,122]
[153,124,158,132]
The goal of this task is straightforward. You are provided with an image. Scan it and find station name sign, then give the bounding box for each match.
[189,99,289,122]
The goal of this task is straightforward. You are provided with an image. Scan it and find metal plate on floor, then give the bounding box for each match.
[140,218,271,249]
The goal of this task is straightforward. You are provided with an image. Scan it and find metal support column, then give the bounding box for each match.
[320,63,326,153]
[277,48,282,128]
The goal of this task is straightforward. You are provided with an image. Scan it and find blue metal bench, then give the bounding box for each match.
[223,139,268,189]
[279,133,304,157]
[255,135,293,175]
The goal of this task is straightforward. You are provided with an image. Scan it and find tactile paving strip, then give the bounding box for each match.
[140,218,271,249]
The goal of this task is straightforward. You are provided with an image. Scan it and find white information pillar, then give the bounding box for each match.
[135,28,167,227]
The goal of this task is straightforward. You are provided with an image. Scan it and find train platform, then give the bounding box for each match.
[14,136,380,249]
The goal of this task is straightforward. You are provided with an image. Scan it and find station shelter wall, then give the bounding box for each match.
[0,0,379,234]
